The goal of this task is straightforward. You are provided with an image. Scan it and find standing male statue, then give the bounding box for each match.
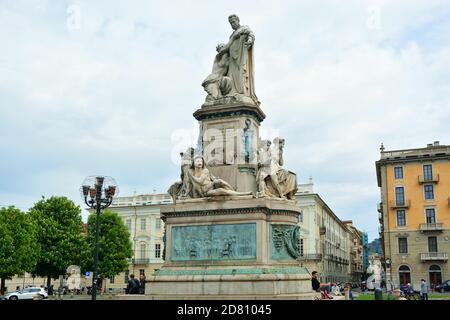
[203,14,259,105]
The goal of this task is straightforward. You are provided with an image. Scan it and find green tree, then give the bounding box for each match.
[0,207,39,295]
[29,196,90,287]
[86,210,132,282]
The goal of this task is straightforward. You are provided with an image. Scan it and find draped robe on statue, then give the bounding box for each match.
[227,25,258,104]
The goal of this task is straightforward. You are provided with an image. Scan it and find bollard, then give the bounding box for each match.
[374,288,383,300]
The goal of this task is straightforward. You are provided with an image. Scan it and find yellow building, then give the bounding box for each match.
[376,141,450,290]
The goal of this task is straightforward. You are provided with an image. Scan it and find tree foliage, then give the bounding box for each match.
[29,196,90,282]
[367,238,383,255]
[86,210,132,279]
[0,207,39,293]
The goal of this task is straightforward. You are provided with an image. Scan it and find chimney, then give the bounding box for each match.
[427,143,433,148]
[433,141,440,146]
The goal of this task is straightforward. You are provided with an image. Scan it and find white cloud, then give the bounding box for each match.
[0,0,449,240]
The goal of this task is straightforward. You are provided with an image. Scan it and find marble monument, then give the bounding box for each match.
[148,14,316,299]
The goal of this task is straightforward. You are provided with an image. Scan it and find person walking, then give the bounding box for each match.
[420,279,429,300]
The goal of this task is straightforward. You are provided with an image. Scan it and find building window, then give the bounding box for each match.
[110,276,115,284]
[423,164,433,181]
[297,238,304,256]
[398,237,408,254]
[424,185,434,200]
[155,244,161,258]
[298,211,303,223]
[139,269,145,276]
[398,265,411,286]
[140,243,146,259]
[394,167,403,179]
[429,265,442,290]
[426,208,436,224]
[126,219,131,231]
[140,218,146,231]
[396,210,406,227]
[155,218,161,230]
[124,270,129,284]
[395,187,405,205]
[428,236,438,253]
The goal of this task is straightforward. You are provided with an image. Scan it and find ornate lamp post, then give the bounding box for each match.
[80,176,118,301]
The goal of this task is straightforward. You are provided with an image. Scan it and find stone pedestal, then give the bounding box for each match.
[147,197,318,299]
[193,102,265,193]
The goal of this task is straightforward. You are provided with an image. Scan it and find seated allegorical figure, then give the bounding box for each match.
[187,155,252,197]
[256,138,298,200]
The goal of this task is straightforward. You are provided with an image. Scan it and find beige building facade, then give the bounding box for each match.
[105,193,168,290]
[296,182,353,284]
[343,220,364,283]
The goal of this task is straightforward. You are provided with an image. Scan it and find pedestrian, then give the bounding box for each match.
[126,274,139,294]
[420,279,429,300]
[331,283,341,296]
[347,283,354,300]
[139,274,146,294]
[311,271,321,292]
[406,283,414,296]
[394,288,407,300]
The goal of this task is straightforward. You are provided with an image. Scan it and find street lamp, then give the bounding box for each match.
[80,175,118,301]
[385,257,392,289]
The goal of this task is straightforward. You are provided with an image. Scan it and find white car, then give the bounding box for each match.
[5,287,48,300]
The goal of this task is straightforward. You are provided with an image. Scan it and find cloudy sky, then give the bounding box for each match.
[1,0,449,240]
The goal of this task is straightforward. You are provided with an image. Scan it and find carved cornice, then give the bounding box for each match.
[162,207,299,218]
[193,103,266,123]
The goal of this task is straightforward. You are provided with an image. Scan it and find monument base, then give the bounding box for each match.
[147,197,317,300]
[147,268,318,299]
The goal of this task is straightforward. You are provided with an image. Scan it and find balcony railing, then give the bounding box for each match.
[419,223,444,232]
[389,200,411,209]
[418,174,439,184]
[420,252,448,261]
[298,254,322,261]
[132,258,150,265]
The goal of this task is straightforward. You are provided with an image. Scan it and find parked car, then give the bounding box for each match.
[5,287,48,300]
[435,280,450,292]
